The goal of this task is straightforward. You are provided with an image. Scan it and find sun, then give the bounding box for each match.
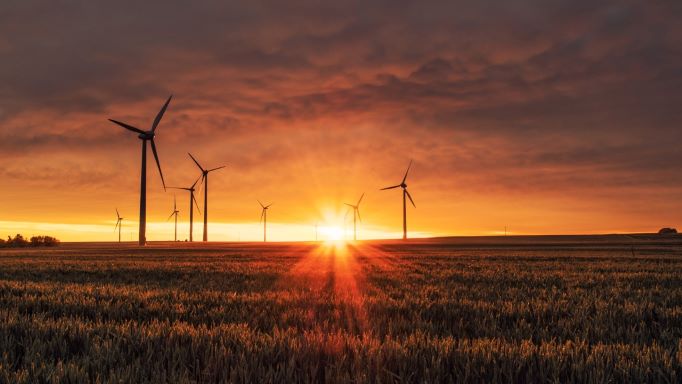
[320,226,344,242]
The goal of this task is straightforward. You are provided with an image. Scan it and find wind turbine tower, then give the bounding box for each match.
[188,153,226,242]
[380,160,416,240]
[168,176,201,241]
[258,200,273,242]
[344,193,365,241]
[167,195,180,242]
[114,209,123,243]
[109,95,171,245]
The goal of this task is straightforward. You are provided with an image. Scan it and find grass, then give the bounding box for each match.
[0,238,680,383]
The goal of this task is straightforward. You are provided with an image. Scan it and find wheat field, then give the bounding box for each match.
[0,237,680,383]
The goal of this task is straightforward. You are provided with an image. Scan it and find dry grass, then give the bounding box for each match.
[0,239,680,383]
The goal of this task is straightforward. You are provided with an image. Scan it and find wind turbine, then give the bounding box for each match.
[167,195,180,242]
[109,95,171,245]
[168,176,201,241]
[258,200,273,242]
[344,193,364,241]
[380,160,415,240]
[188,153,226,242]
[114,209,123,243]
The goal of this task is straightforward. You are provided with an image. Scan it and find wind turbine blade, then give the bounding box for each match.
[192,194,201,214]
[344,203,354,208]
[109,119,145,134]
[188,153,205,172]
[357,208,362,223]
[258,199,265,208]
[167,211,175,221]
[380,185,401,190]
[194,174,204,196]
[167,187,191,191]
[150,139,166,190]
[259,209,265,223]
[174,195,177,210]
[191,175,201,189]
[401,160,413,184]
[405,189,416,208]
[357,192,365,206]
[114,220,119,231]
[207,165,226,172]
[152,95,172,132]
[116,208,120,219]
[265,203,273,209]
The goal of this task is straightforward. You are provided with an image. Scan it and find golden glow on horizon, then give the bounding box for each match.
[0,220,431,242]
[1,144,677,240]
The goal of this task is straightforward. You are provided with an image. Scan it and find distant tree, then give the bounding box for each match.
[30,235,60,247]
[658,227,678,235]
[44,236,60,246]
[7,234,28,247]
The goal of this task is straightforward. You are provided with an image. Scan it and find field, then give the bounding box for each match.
[0,235,681,383]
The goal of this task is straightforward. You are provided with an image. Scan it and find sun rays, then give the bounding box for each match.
[272,241,411,334]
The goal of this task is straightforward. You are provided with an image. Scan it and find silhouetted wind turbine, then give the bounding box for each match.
[109,95,171,245]
[167,195,180,242]
[168,176,201,242]
[258,200,273,242]
[344,193,364,241]
[380,160,416,240]
[114,209,123,243]
[188,153,226,242]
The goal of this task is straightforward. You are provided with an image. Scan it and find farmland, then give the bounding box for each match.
[0,236,681,383]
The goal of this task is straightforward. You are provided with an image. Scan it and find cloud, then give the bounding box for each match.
[1,0,681,234]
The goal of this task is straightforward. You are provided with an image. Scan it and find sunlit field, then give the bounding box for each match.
[0,236,681,383]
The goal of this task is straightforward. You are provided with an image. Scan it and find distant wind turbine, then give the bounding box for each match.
[258,200,273,242]
[380,160,416,240]
[167,195,180,242]
[109,95,171,245]
[344,193,364,241]
[168,176,201,242]
[114,208,123,243]
[188,153,226,242]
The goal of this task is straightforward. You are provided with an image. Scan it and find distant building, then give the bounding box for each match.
[658,227,678,235]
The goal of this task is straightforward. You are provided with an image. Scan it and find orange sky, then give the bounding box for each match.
[0,1,681,241]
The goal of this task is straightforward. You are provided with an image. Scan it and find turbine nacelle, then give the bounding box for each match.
[138,131,155,140]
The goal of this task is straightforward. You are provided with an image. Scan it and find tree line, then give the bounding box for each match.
[0,234,60,248]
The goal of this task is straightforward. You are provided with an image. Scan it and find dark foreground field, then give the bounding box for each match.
[0,235,681,383]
